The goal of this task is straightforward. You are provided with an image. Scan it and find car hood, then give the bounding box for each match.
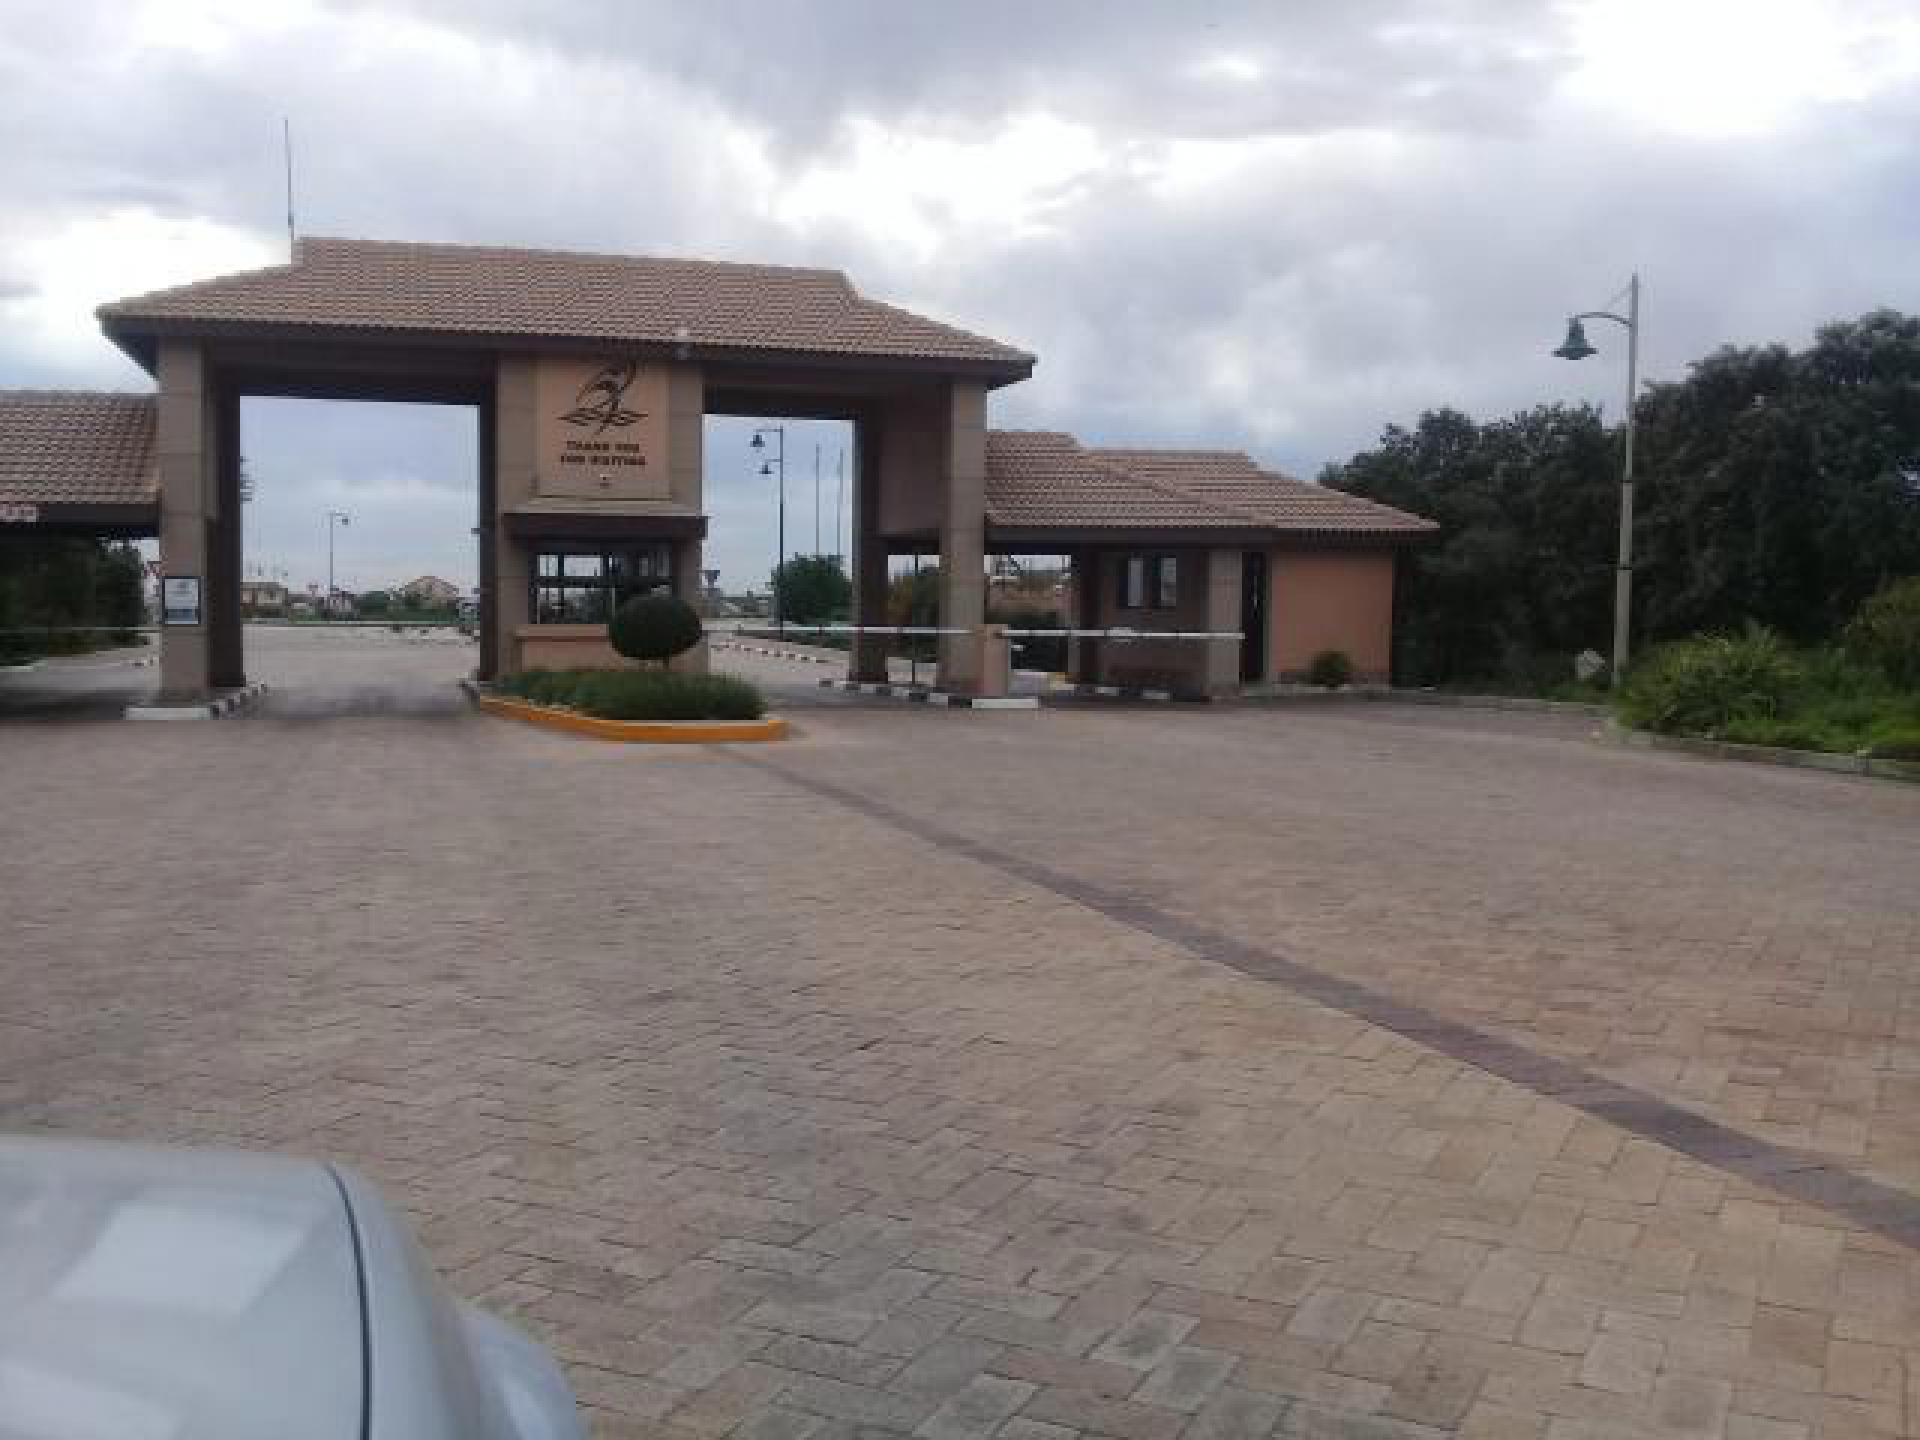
[0,1135,363,1440]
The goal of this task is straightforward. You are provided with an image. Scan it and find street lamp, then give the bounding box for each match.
[750,425,785,635]
[325,509,351,619]
[1553,272,1641,686]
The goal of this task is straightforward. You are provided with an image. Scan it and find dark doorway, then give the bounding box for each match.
[1240,550,1267,682]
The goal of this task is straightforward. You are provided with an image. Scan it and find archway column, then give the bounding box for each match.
[155,339,241,700]
[935,382,987,694]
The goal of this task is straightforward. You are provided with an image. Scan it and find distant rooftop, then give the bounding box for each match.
[98,236,1034,380]
[987,431,1435,541]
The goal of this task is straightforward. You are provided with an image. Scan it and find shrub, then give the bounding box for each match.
[496,668,764,721]
[1307,649,1354,689]
[1844,577,1920,690]
[609,592,703,666]
[1868,726,1920,761]
[569,671,764,721]
[1617,625,1799,736]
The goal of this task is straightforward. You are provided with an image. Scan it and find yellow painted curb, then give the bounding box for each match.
[479,695,788,744]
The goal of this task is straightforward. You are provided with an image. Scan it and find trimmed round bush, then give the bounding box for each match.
[1307,649,1354,689]
[1618,625,1799,736]
[609,592,703,666]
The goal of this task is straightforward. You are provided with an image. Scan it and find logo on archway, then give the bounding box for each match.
[559,361,646,435]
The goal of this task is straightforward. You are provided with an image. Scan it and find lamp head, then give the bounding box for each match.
[750,432,765,450]
[759,462,772,476]
[1553,317,1597,361]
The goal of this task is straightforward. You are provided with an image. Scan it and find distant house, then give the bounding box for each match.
[239,580,287,617]
[396,575,461,607]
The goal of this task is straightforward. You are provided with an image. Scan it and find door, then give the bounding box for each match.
[1239,550,1268,682]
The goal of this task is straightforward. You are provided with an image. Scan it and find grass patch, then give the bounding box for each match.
[1617,633,1920,757]
[497,668,765,721]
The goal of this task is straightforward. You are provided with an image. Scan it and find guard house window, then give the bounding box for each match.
[1118,554,1179,610]
[531,543,671,623]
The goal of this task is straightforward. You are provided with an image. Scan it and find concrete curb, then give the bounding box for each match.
[1603,720,1920,783]
[1246,685,1606,717]
[1374,690,1607,717]
[818,679,1040,710]
[711,640,840,667]
[478,694,789,743]
[125,682,269,722]
[1053,682,1210,705]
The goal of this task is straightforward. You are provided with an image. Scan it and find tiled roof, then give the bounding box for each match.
[99,236,1034,373]
[985,432,1262,532]
[987,432,1434,539]
[0,391,157,506]
[1090,448,1435,536]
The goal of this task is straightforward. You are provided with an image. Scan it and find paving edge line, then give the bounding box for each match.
[477,693,788,743]
[124,682,269,721]
[816,678,1040,710]
[1604,719,1920,784]
[728,749,1920,1253]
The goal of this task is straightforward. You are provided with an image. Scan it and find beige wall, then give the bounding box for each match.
[513,625,705,673]
[1269,550,1395,682]
[874,387,945,538]
[494,353,707,676]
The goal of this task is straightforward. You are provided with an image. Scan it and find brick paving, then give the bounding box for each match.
[4,640,1919,1438]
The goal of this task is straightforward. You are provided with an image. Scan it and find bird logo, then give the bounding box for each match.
[560,361,645,434]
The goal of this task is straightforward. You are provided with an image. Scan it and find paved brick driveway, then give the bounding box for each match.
[4,644,1918,1439]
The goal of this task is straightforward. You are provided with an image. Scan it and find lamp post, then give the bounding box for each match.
[750,425,785,634]
[325,509,351,620]
[1553,272,1641,686]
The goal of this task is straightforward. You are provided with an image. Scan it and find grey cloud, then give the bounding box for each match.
[352,0,1574,148]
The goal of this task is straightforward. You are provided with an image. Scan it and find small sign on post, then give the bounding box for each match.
[162,575,202,626]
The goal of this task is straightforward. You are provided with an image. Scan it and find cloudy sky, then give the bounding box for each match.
[3,0,1916,591]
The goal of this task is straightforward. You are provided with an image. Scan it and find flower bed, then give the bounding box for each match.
[496,668,764,721]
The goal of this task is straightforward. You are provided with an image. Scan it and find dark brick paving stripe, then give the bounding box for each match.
[733,753,1920,1253]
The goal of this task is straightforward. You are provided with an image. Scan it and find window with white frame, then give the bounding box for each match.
[1117,554,1179,610]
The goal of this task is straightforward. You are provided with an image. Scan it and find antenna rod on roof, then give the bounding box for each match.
[283,116,296,259]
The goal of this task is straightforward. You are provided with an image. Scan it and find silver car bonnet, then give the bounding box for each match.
[0,1134,362,1440]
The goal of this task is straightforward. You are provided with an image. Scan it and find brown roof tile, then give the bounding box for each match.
[99,236,1033,373]
[985,431,1262,532]
[1090,447,1435,537]
[986,432,1434,540]
[0,391,157,507]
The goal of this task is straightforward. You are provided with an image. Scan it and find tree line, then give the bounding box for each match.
[0,537,146,663]
[1323,309,1920,687]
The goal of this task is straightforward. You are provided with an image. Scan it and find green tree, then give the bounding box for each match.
[1325,309,1920,686]
[358,589,391,616]
[771,554,852,626]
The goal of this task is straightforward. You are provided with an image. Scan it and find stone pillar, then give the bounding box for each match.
[666,365,708,673]
[491,356,537,676]
[1203,548,1243,696]
[476,394,498,680]
[849,410,889,682]
[936,382,987,693]
[155,341,216,701]
[206,387,244,688]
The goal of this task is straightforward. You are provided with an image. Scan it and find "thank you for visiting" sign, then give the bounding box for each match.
[536,357,669,501]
